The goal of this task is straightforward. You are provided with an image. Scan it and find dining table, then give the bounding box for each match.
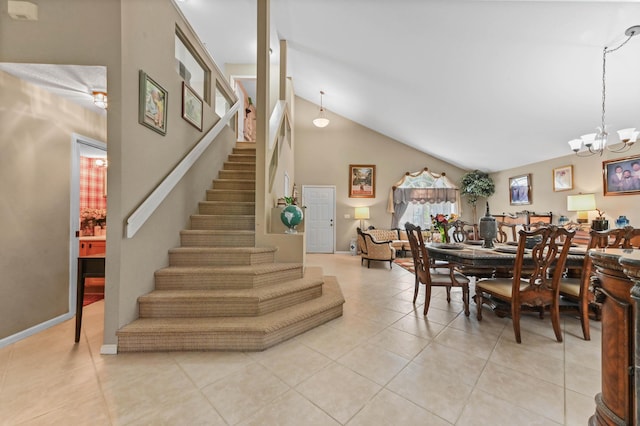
[425,241,587,270]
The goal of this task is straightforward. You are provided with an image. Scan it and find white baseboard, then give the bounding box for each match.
[0,312,73,349]
[100,344,118,355]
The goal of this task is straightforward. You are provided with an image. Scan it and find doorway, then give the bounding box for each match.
[302,186,336,253]
[70,134,107,314]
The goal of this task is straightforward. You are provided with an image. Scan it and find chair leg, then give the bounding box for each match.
[445,286,451,303]
[389,260,393,269]
[412,276,419,303]
[476,291,483,320]
[580,297,591,341]
[512,304,522,343]
[462,284,470,317]
[423,284,432,316]
[550,303,563,343]
[367,260,370,268]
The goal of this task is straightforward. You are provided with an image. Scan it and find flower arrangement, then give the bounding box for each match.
[431,213,457,232]
[431,213,457,242]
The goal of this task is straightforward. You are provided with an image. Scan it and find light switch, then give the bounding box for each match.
[344,214,351,219]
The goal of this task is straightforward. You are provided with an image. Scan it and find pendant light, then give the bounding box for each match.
[312,90,330,128]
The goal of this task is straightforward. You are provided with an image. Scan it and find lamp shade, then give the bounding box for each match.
[567,193,596,212]
[354,207,370,220]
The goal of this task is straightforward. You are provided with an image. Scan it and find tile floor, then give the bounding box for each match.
[0,253,601,425]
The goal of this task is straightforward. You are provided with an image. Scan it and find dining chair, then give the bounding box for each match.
[450,219,479,242]
[475,226,575,343]
[560,226,640,340]
[496,221,519,243]
[405,222,470,316]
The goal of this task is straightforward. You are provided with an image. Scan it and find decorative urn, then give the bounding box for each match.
[615,215,630,229]
[478,202,497,249]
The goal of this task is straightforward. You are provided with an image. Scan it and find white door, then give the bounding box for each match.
[302,186,335,253]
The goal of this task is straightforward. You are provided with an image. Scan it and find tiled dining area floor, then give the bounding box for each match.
[0,253,600,425]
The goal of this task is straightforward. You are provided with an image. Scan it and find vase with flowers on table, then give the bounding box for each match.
[431,213,456,243]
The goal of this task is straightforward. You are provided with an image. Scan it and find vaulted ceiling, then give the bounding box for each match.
[178,0,640,172]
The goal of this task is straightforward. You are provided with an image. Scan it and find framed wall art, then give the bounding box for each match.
[181,82,203,131]
[509,174,531,205]
[552,165,573,191]
[138,70,168,135]
[603,154,640,196]
[349,164,376,198]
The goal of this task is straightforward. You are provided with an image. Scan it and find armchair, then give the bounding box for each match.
[358,228,396,269]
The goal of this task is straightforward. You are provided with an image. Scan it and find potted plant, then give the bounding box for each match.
[460,170,495,223]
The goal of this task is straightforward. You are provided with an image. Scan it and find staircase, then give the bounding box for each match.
[116,143,345,351]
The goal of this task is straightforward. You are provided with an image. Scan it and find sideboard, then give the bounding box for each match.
[589,249,640,425]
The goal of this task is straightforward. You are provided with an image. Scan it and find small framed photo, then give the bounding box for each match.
[349,164,376,198]
[553,165,573,192]
[139,70,168,135]
[603,154,640,196]
[181,82,203,131]
[509,174,531,205]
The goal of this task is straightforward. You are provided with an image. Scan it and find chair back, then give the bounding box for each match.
[450,220,478,242]
[589,226,640,249]
[405,222,431,285]
[496,222,518,243]
[512,226,575,307]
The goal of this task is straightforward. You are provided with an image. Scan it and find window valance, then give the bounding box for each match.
[387,168,460,213]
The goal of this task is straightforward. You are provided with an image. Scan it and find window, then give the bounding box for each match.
[391,169,459,229]
[175,28,210,103]
[215,82,232,121]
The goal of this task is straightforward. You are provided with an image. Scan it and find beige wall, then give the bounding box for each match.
[0,71,107,338]
[294,97,469,251]
[0,0,237,346]
[489,150,639,227]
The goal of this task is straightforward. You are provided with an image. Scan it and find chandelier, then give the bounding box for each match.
[568,25,640,156]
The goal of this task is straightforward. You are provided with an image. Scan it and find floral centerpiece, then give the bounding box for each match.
[80,208,107,236]
[431,213,457,242]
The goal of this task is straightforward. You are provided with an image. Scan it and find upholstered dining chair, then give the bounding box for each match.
[405,222,470,316]
[496,221,519,243]
[560,226,640,340]
[475,226,575,343]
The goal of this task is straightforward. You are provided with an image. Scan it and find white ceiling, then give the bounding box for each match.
[2,1,639,173]
[178,0,640,172]
[0,63,107,116]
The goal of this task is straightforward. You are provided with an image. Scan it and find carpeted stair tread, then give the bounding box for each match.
[180,229,255,247]
[139,275,324,303]
[118,278,344,338]
[156,262,304,277]
[154,263,305,290]
[168,246,275,255]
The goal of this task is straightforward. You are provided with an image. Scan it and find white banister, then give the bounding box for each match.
[269,100,286,150]
[125,100,241,238]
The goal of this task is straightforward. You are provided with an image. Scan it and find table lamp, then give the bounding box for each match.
[567,193,608,230]
[354,207,370,230]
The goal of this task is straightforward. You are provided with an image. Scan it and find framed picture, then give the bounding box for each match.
[349,164,376,198]
[603,154,640,196]
[138,70,168,135]
[552,165,573,191]
[181,82,203,131]
[509,174,531,205]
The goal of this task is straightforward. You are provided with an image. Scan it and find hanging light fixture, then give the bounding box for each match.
[312,90,330,128]
[92,90,108,109]
[569,25,640,156]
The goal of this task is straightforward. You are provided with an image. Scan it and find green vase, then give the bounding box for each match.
[440,228,446,243]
